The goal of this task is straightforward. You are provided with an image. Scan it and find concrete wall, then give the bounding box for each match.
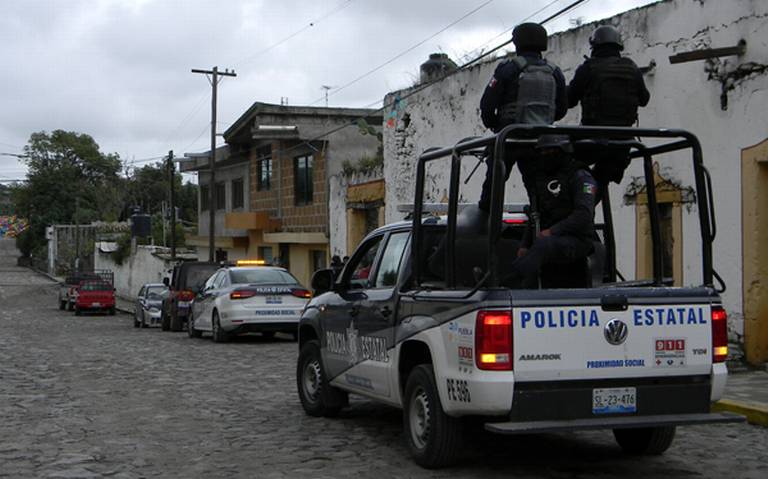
[328,168,383,257]
[95,245,174,300]
[382,0,768,340]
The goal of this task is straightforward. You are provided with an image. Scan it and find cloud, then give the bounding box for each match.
[0,0,657,177]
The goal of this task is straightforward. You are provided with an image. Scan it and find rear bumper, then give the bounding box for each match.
[227,322,298,334]
[76,303,115,310]
[485,411,745,434]
[507,375,713,421]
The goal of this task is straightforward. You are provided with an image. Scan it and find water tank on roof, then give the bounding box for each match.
[420,53,458,84]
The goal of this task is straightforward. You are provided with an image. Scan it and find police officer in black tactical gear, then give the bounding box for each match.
[567,25,650,191]
[478,22,568,212]
[506,135,598,289]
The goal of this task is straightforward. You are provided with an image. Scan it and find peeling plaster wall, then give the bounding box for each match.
[328,168,383,257]
[383,0,768,339]
[326,128,383,258]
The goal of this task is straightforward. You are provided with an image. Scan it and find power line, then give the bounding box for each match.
[242,0,592,166]
[466,0,564,59]
[307,0,497,106]
[233,0,357,68]
[133,0,590,178]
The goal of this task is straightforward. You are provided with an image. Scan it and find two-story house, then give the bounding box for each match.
[181,102,382,286]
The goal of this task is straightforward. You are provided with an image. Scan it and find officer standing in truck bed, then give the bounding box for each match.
[567,25,650,190]
[478,22,568,212]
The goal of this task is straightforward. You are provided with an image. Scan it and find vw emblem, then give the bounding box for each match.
[604,319,628,345]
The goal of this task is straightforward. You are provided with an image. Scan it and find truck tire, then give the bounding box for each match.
[161,312,170,331]
[403,364,462,468]
[108,307,116,316]
[296,339,347,417]
[187,313,202,338]
[170,313,183,332]
[613,426,676,455]
[211,312,230,343]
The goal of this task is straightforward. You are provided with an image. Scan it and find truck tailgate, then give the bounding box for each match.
[513,303,715,382]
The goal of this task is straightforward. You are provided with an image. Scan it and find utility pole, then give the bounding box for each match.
[191,66,237,262]
[167,150,177,260]
[74,196,80,272]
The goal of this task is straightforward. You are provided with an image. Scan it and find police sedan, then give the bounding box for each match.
[188,261,311,342]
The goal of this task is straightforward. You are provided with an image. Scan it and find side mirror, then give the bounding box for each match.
[162,277,170,287]
[311,269,336,295]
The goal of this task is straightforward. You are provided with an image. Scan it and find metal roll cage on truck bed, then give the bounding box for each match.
[412,124,725,291]
[298,123,745,469]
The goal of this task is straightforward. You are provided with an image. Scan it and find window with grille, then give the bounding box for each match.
[232,178,244,209]
[294,154,314,205]
[215,182,226,210]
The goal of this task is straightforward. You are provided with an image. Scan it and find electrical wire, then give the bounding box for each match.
[234,0,357,68]
[306,0,497,106]
[241,0,593,166]
[129,0,591,174]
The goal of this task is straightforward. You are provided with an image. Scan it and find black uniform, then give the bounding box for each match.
[567,45,650,187]
[478,52,568,211]
[507,162,598,289]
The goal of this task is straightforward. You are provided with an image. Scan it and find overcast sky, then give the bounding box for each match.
[0,0,656,181]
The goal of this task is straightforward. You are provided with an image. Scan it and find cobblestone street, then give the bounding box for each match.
[1,242,767,478]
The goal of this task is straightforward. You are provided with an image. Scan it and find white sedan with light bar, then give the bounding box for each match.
[188,262,311,342]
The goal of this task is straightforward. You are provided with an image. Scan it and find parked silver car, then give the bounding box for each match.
[134,283,169,328]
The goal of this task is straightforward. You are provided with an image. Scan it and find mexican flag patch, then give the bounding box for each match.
[583,183,597,195]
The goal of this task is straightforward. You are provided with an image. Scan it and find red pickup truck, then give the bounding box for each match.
[75,281,116,316]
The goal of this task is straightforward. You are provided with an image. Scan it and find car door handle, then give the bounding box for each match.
[380,306,392,318]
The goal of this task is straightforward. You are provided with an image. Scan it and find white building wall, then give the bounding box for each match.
[382,0,768,340]
[95,245,175,301]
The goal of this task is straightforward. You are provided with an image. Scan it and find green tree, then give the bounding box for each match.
[124,162,197,223]
[12,130,122,257]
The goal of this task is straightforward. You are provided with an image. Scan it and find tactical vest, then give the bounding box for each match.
[534,162,590,229]
[498,56,557,126]
[581,56,641,126]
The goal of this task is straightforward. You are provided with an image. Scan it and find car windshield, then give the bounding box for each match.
[229,269,300,285]
[146,286,168,299]
[81,282,111,291]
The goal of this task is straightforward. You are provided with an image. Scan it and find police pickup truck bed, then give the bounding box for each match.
[296,218,741,468]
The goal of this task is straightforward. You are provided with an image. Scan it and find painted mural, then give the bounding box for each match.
[0,216,29,238]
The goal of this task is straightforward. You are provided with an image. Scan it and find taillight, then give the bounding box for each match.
[230,289,258,300]
[176,290,195,301]
[475,310,513,370]
[711,306,728,363]
[291,288,312,299]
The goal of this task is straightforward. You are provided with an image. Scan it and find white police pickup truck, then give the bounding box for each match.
[295,126,743,468]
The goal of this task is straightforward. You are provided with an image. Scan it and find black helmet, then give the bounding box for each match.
[512,23,548,52]
[535,134,573,154]
[589,25,623,51]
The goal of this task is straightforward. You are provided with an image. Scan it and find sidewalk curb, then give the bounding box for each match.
[712,399,768,427]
